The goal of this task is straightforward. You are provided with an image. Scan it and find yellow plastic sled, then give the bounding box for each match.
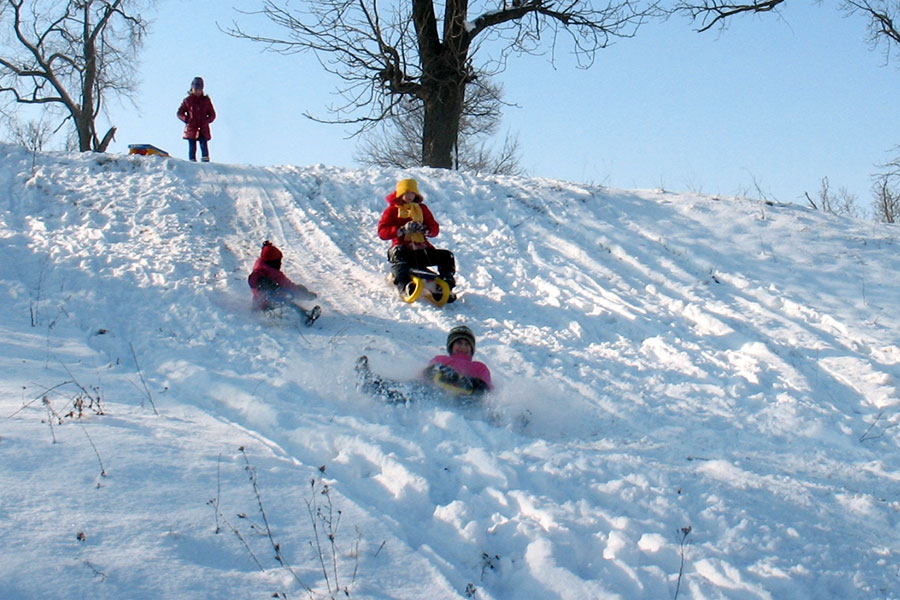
[400,268,452,307]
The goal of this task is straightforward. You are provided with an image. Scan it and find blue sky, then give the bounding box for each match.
[105,0,900,209]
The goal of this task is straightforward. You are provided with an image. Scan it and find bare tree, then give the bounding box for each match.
[843,0,900,59]
[228,0,654,169]
[873,164,900,223]
[356,107,524,175]
[673,0,900,47]
[461,132,524,176]
[356,100,422,170]
[804,176,860,218]
[0,0,150,152]
[5,114,52,151]
[355,75,524,175]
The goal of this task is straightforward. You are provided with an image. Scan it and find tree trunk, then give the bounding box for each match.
[96,126,117,152]
[413,0,470,169]
[74,110,94,152]
[421,76,465,168]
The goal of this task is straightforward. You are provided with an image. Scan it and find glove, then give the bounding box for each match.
[399,221,425,236]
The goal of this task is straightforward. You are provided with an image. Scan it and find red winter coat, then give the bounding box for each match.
[377,191,439,249]
[248,258,307,311]
[177,93,216,140]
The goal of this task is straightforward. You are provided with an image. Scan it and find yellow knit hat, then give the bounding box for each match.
[395,178,419,198]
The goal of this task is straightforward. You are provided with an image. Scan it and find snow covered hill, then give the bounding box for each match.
[1,142,899,599]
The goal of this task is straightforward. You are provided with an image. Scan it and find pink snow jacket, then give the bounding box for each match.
[377,191,440,250]
[177,93,216,140]
[424,352,493,396]
[248,258,311,311]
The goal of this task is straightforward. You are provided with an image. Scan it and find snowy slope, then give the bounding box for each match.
[1,142,899,599]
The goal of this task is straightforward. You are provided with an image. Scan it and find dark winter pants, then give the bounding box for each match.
[355,357,431,404]
[188,136,209,162]
[356,367,414,404]
[388,245,455,289]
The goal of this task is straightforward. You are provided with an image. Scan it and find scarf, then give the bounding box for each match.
[397,202,425,243]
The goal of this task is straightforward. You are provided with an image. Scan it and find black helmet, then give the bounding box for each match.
[447,325,476,355]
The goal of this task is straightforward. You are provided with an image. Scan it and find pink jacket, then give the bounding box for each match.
[177,94,216,140]
[426,353,493,390]
[248,258,305,310]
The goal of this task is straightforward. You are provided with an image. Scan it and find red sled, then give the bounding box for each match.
[128,144,170,157]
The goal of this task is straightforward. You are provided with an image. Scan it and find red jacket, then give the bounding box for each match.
[248,258,305,310]
[377,191,439,249]
[177,94,216,140]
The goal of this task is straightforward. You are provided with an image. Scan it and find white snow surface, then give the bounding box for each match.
[1,143,899,599]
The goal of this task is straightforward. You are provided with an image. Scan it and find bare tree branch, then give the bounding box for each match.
[0,0,150,151]
[672,0,785,32]
[228,0,656,168]
[842,0,900,67]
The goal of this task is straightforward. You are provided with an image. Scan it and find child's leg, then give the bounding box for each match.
[428,248,456,287]
[198,137,209,162]
[388,246,413,289]
[188,139,197,161]
[269,288,294,304]
[355,356,410,404]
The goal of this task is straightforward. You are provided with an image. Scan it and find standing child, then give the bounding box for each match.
[176,76,216,162]
[378,178,457,302]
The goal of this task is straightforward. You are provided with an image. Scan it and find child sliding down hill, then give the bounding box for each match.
[356,325,492,404]
[378,178,458,303]
[248,241,321,325]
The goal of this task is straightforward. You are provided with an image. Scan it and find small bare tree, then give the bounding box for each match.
[461,132,523,176]
[873,169,899,223]
[0,0,150,152]
[4,113,52,151]
[228,0,654,169]
[356,76,524,175]
[804,176,860,218]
